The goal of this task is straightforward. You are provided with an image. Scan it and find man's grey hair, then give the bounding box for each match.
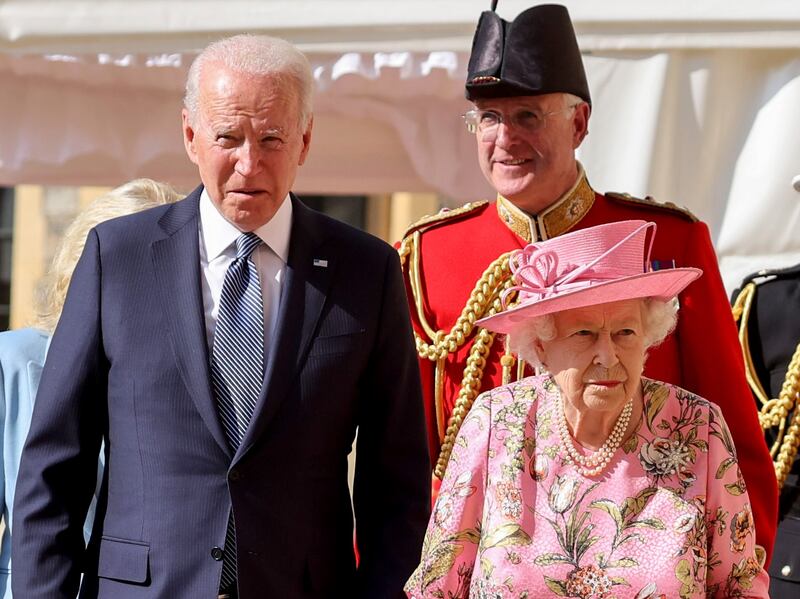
[506,297,679,370]
[184,34,314,130]
[563,92,586,111]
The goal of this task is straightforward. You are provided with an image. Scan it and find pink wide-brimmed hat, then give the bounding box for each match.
[476,220,702,335]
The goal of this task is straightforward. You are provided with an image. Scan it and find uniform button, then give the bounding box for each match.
[781,564,791,577]
[211,546,224,561]
[229,469,241,481]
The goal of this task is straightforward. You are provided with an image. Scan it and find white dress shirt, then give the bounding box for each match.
[198,189,292,361]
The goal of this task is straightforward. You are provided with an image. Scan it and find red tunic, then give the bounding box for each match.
[400,176,778,563]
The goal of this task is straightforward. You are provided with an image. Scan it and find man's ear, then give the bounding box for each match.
[182,109,199,166]
[572,102,591,148]
[297,114,314,166]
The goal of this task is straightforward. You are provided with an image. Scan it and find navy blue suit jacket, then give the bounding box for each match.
[12,188,430,598]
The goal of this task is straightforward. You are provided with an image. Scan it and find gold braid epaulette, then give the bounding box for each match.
[401,201,489,241]
[732,283,800,489]
[398,230,517,479]
[605,192,698,223]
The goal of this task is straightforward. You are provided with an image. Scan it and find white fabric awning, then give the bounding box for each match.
[3,1,800,53]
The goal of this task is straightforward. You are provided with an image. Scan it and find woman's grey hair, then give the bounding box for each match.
[506,297,679,370]
[34,179,182,333]
[184,34,314,131]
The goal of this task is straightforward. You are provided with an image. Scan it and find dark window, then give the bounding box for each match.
[0,188,13,330]
[299,195,367,231]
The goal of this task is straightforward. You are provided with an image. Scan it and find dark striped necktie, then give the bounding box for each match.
[211,231,264,592]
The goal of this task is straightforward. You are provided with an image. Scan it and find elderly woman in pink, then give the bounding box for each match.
[406,220,769,598]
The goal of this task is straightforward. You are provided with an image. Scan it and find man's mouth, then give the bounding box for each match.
[496,158,530,166]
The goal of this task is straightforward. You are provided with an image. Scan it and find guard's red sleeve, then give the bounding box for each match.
[677,221,777,564]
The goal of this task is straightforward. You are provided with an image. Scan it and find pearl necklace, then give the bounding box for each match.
[557,391,633,477]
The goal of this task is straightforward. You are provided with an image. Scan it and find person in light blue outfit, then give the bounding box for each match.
[0,179,180,597]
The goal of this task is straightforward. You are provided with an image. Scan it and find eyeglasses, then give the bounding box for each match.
[462,104,579,141]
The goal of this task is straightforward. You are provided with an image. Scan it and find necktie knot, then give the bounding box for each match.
[236,232,262,260]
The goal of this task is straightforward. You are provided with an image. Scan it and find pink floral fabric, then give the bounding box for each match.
[406,376,769,598]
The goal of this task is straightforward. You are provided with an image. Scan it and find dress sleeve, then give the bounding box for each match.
[404,388,493,598]
[704,403,771,598]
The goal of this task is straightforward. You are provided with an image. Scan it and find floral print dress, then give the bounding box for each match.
[405,376,769,598]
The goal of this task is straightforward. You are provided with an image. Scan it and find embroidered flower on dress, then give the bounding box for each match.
[728,555,761,592]
[638,437,695,486]
[473,576,508,599]
[529,452,549,481]
[708,505,728,537]
[674,512,696,534]
[729,504,754,553]
[435,470,478,528]
[433,492,454,527]
[670,496,710,587]
[634,582,667,599]
[548,474,581,514]
[565,565,613,599]
[495,481,523,519]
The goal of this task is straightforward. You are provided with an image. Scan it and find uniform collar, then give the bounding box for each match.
[199,188,292,263]
[495,163,595,242]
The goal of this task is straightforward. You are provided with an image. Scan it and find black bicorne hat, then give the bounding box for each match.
[466,3,591,105]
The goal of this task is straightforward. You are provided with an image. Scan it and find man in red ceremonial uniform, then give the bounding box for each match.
[398,2,778,563]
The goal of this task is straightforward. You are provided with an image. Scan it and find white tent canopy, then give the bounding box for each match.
[2,0,800,291]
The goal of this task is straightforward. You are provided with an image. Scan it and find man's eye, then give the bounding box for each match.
[574,330,593,337]
[479,111,500,125]
[516,110,543,126]
[262,135,285,149]
[617,329,636,336]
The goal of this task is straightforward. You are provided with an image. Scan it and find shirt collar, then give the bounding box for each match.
[200,188,293,262]
[495,162,595,243]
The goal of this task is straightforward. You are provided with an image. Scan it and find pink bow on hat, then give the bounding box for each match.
[477,219,703,335]
[501,222,656,309]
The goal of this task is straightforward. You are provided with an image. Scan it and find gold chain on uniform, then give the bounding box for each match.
[733,283,800,489]
[399,234,518,479]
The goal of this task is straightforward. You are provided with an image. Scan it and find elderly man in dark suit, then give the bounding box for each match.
[12,34,430,599]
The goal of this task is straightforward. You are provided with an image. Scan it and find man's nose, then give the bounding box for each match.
[234,143,263,176]
[492,120,522,146]
[593,333,620,369]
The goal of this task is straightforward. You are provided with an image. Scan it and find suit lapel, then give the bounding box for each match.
[151,188,232,458]
[236,196,333,460]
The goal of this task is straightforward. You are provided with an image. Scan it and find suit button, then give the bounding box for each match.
[229,469,241,481]
[211,546,224,561]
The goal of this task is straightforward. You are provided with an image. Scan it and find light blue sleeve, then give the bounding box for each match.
[0,354,9,599]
